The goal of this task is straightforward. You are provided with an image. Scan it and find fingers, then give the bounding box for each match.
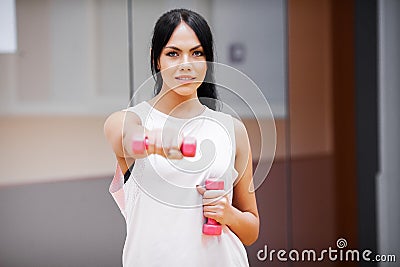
[200,190,229,224]
[196,185,206,195]
[165,134,183,159]
[197,184,230,225]
[147,129,183,159]
[196,185,226,198]
[203,190,225,199]
[197,186,227,205]
[149,130,165,156]
[203,191,227,206]
[167,148,183,159]
[203,209,222,223]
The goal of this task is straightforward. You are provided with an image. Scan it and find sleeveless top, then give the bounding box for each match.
[109,101,249,267]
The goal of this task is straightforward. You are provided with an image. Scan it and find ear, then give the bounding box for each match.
[150,48,158,69]
[157,56,161,70]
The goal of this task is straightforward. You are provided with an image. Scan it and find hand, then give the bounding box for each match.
[137,128,184,160]
[196,185,234,226]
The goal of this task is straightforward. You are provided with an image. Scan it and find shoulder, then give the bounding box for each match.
[232,117,247,138]
[104,102,149,127]
[104,109,141,138]
[104,109,141,126]
[205,109,248,142]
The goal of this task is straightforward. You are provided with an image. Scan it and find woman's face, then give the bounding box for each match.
[158,22,207,96]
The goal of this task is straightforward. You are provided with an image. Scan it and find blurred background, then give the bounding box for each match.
[0,0,398,266]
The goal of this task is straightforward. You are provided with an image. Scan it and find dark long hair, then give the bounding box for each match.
[150,9,219,110]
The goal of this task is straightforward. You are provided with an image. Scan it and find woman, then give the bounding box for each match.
[104,8,259,266]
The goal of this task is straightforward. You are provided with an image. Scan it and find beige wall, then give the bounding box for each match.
[0,116,115,186]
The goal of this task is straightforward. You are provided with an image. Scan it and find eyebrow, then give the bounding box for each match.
[164,44,203,52]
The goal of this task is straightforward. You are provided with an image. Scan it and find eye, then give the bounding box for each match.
[193,51,204,57]
[166,51,178,57]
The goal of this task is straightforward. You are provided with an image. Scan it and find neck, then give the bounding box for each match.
[150,87,204,117]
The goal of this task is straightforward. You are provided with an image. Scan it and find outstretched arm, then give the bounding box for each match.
[104,110,186,174]
[104,110,143,174]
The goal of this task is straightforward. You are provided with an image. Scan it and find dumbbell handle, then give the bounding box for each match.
[202,179,225,235]
[131,136,196,157]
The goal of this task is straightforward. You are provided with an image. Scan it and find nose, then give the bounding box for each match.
[179,55,192,71]
[179,62,192,71]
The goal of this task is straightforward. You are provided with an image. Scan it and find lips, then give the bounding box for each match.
[175,75,196,81]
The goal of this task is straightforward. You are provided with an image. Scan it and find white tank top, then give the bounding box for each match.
[109,101,249,266]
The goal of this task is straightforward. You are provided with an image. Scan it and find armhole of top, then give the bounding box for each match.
[124,163,135,184]
[226,114,239,186]
[230,115,237,161]
[229,115,240,186]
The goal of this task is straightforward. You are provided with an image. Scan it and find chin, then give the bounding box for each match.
[172,83,200,96]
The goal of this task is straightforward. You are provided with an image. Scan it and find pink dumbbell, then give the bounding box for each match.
[131,135,196,157]
[202,179,225,235]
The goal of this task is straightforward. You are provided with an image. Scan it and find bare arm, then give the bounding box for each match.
[103,110,146,174]
[226,118,259,245]
[104,110,184,174]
